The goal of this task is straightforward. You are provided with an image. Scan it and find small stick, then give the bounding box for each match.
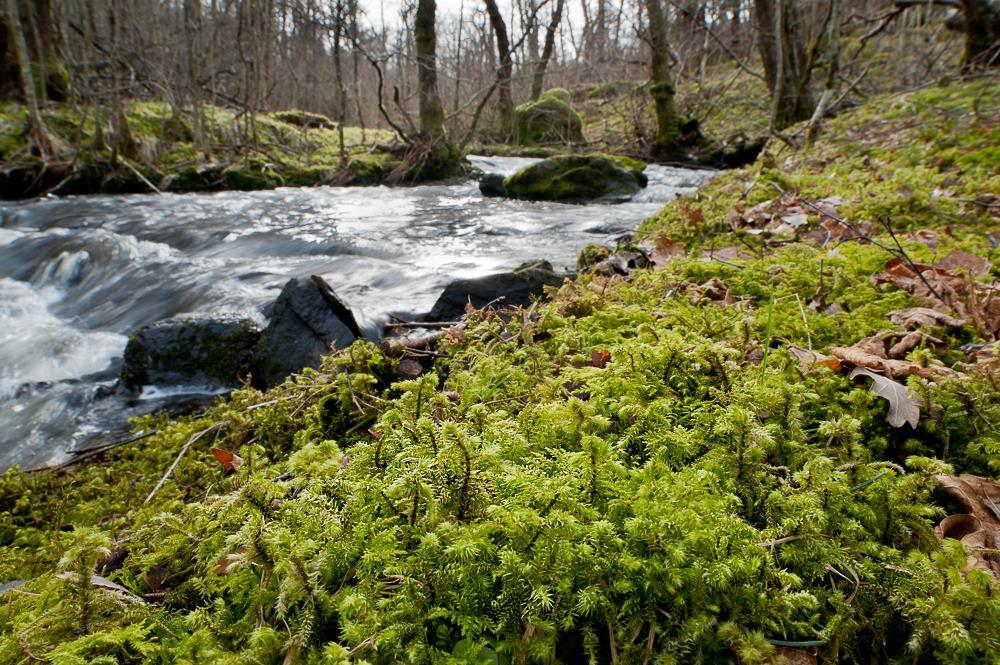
[144,421,228,505]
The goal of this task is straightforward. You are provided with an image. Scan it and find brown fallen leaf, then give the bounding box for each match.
[591,349,612,368]
[210,448,244,472]
[875,258,1000,340]
[788,345,842,372]
[938,249,992,278]
[888,307,966,331]
[830,345,957,380]
[887,331,945,359]
[934,474,1000,578]
[776,647,817,665]
[641,236,686,266]
[849,367,923,428]
[397,358,424,378]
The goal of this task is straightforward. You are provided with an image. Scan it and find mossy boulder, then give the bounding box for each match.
[513,90,584,146]
[121,316,262,391]
[503,154,648,203]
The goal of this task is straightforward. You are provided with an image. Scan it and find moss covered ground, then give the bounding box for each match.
[0,100,397,198]
[1,76,999,664]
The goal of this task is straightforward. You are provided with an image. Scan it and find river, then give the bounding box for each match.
[0,156,715,470]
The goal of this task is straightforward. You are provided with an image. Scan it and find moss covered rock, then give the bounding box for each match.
[503,154,647,203]
[513,89,584,145]
[121,316,262,391]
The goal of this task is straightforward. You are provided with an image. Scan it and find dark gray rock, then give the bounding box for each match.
[121,316,262,391]
[427,260,565,322]
[478,173,508,198]
[252,276,361,388]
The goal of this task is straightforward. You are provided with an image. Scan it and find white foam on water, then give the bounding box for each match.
[0,278,126,395]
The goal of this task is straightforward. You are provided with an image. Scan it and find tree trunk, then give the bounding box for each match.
[806,0,841,145]
[959,0,1000,69]
[3,0,53,158]
[644,0,684,158]
[484,0,514,134]
[414,0,446,141]
[184,0,208,154]
[754,0,814,130]
[1,0,65,101]
[530,0,564,100]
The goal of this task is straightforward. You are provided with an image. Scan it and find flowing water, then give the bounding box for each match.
[0,156,715,470]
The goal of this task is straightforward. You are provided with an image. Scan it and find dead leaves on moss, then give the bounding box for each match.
[874,257,999,340]
[934,474,1000,579]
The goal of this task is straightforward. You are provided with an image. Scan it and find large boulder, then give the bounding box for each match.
[427,260,565,322]
[122,317,262,391]
[513,89,584,146]
[503,155,647,203]
[252,276,362,388]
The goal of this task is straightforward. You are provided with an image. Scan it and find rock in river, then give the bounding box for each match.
[122,316,262,391]
[427,261,565,322]
[252,276,362,388]
[503,154,647,203]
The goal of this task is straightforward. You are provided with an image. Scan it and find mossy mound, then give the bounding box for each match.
[513,89,584,146]
[503,154,647,203]
[270,110,337,130]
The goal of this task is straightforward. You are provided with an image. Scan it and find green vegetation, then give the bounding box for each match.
[512,89,585,146]
[1,77,999,663]
[0,100,397,198]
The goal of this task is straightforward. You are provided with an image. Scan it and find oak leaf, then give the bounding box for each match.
[849,367,923,428]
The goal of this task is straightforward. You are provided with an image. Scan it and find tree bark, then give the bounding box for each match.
[3,0,53,158]
[414,0,446,141]
[530,0,564,100]
[958,0,1000,69]
[1,0,65,101]
[644,0,684,157]
[754,0,814,130]
[805,0,840,145]
[484,0,514,133]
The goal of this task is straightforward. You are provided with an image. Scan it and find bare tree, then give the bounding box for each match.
[484,0,515,132]
[3,0,55,158]
[754,0,813,131]
[530,0,565,100]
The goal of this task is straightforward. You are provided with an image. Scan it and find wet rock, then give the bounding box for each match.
[122,316,262,391]
[503,155,647,203]
[513,89,584,145]
[427,260,565,322]
[479,172,508,197]
[252,276,362,388]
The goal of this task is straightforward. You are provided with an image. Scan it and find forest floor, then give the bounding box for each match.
[1,74,999,663]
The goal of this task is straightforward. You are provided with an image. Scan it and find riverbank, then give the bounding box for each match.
[1,75,998,662]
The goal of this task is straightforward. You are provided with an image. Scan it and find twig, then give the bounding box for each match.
[144,421,228,505]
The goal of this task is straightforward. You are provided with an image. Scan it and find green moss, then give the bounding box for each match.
[503,154,646,202]
[513,90,584,146]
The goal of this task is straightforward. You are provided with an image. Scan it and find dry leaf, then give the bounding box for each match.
[934,474,1000,578]
[938,249,992,277]
[56,572,144,603]
[397,358,424,378]
[849,367,923,428]
[788,345,842,372]
[888,307,966,331]
[831,345,957,380]
[776,647,817,665]
[641,236,686,266]
[591,349,612,368]
[210,448,244,471]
